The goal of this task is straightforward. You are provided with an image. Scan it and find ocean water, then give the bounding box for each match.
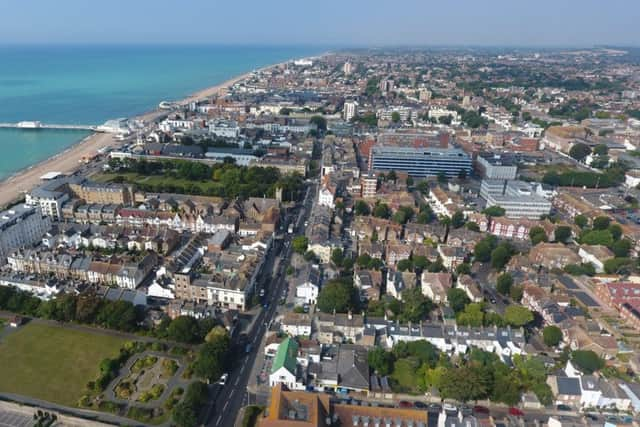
[0,45,321,179]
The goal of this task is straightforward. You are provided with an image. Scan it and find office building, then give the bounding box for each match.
[480,179,552,219]
[343,61,353,75]
[370,145,472,178]
[476,153,518,180]
[361,173,377,198]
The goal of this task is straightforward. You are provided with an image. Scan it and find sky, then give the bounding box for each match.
[1,0,638,47]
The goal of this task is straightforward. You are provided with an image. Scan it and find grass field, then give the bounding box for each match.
[94,171,223,194]
[0,322,126,406]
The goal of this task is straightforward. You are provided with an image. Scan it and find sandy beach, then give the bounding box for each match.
[0,66,269,209]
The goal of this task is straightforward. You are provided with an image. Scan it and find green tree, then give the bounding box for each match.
[510,285,524,302]
[504,306,534,327]
[391,111,401,123]
[554,225,572,243]
[571,350,605,374]
[542,325,563,347]
[491,243,514,270]
[456,303,485,327]
[496,273,513,296]
[317,279,357,313]
[167,316,201,344]
[604,257,634,274]
[611,239,632,258]
[451,210,465,228]
[368,347,394,376]
[447,288,470,313]
[355,200,370,216]
[474,235,498,263]
[455,263,472,276]
[593,144,608,156]
[574,214,588,229]
[482,206,506,217]
[593,216,611,230]
[608,223,622,241]
[331,248,344,267]
[580,229,613,246]
[396,259,413,272]
[399,287,434,322]
[292,236,309,254]
[373,203,391,219]
[569,143,591,161]
[529,226,548,245]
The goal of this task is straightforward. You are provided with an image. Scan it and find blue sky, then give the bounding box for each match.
[1,0,637,46]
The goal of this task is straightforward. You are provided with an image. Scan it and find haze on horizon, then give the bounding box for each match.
[1,0,638,47]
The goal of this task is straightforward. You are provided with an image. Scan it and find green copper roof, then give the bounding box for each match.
[271,337,298,375]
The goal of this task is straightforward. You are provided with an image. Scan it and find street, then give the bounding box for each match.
[204,183,316,427]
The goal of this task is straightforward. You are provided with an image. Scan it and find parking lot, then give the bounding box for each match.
[0,410,34,427]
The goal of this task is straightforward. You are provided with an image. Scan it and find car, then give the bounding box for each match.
[490,298,497,304]
[398,401,413,408]
[556,404,571,411]
[427,403,442,412]
[303,304,310,313]
[473,405,490,416]
[245,343,252,354]
[263,303,269,309]
[508,407,524,417]
[443,403,457,413]
[459,405,473,416]
[217,373,228,385]
[259,289,265,297]
[413,401,427,409]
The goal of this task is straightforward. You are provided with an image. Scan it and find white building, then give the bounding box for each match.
[318,186,336,209]
[480,179,552,219]
[0,205,51,264]
[428,108,459,122]
[343,61,353,76]
[208,120,240,138]
[295,266,320,305]
[343,101,358,121]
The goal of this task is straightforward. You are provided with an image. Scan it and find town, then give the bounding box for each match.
[1,47,640,427]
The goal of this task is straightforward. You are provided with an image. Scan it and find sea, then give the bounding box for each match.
[0,45,322,180]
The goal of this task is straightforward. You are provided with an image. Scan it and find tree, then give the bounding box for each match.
[455,263,471,276]
[593,144,608,156]
[574,214,588,229]
[554,225,572,243]
[391,111,401,123]
[317,279,357,313]
[397,259,413,272]
[439,365,489,402]
[542,325,563,347]
[399,287,434,322]
[465,222,480,232]
[496,273,513,296]
[392,206,414,225]
[451,210,465,229]
[373,203,391,219]
[593,216,611,230]
[608,223,622,241]
[504,306,534,327]
[529,226,548,245]
[354,200,370,216]
[569,143,591,162]
[510,285,523,302]
[291,236,309,254]
[193,334,230,382]
[474,236,497,263]
[447,288,470,313]
[482,206,506,217]
[491,243,514,270]
[604,257,634,274]
[309,115,327,131]
[368,347,394,376]
[611,239,632,258]
[571,350,605,374]
[580,229,613,247]
[331,248,344,267]
[167,316,201,344]
[456,303,485,327]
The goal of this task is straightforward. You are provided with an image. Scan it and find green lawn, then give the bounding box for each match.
[0,322,126,406]
[94,172,224,194]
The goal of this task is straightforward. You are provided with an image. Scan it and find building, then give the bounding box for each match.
[269,337,303,390]
[360,173,377,198]
[208,120,240,138]
[421,272,452,304]
[281,312,313,337]
[476,153,518,180]
[370,146,472,178]
[25,178,71,220]
[343,101,358,121]
[343,61,353,75]
[578,245,614,273]
[318,186,336,209]
[296,266,321,305]
[0,205,51,263]
[480,179,551,219]
[68,181,135,206]
[529,243,581,269]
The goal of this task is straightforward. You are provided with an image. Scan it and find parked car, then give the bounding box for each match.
[556,404,572,411]
[218,373,229,385]
[473,405,490,416]
[398,401,413,408]
[509,407,524,417]
[443,403,457,413]
[427,403,442,413]
[413,401,428,409]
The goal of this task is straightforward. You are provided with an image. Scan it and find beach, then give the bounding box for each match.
[0,67,264,209]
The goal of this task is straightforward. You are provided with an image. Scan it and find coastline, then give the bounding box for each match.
[0,60,289,209]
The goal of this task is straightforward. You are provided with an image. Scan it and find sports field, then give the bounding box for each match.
[0,322,126,406]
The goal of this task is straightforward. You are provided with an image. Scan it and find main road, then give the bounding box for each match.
[204,182,316,427]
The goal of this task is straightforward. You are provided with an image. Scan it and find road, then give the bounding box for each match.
[205,183,315,427]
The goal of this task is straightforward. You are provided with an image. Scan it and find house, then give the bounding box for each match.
[437,244,466,270]
[421,272,452,304]
[529,243,581,270]
[318,186,336,209]
[281,312,313,337]
[457,275,483,303]
[312,344,370,394]
[295,266,321,305]
[269,337,304,390]
[317,312,365,344]
[386,270,416,301]
[547,376,582,406]
[578,245,614,273]
[385,243,411,266]
[353,269,382,302]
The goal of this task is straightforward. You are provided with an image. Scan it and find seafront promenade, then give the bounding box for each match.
[0,68,259,209]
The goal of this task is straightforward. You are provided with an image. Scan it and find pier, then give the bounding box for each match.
[0,121,97,131]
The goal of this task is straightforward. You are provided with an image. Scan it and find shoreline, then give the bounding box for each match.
[0,58,295,209]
